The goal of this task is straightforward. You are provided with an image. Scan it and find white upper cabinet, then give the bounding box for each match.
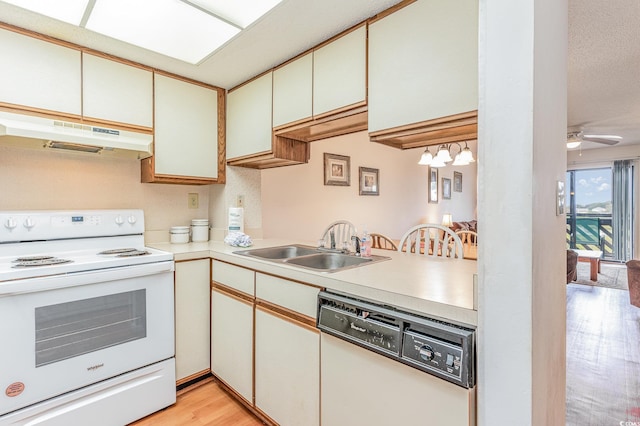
[0,27,81,116]
[82,53,153,128]
[226,72,273,160]
[368,0,478,133]
[272,53,313,128]
[313,24,367,117]
[152,74,220,180]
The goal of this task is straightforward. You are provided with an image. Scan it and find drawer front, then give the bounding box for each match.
[256,273,320,319]
[212,260,254,296]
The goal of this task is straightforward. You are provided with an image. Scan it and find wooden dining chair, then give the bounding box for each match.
[319,220,357,250]
[456,230,478,260]
[370,233,398,251]
[398,224,463,259]
[455,230,478,246]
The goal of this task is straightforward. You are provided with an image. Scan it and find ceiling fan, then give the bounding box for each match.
[566,131,622,148]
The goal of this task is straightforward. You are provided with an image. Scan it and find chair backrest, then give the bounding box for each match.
[370,233,398,251]
[398,224,463,259]
[319,220,357,249]
[456,230,478,246]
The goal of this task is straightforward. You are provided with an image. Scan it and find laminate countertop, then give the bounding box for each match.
[148,239,478,326]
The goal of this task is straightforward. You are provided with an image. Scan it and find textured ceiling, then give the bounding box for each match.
[568,0,640,149]
[0,0,402,89]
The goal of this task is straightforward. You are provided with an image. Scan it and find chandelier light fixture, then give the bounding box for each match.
[418,142,475,167]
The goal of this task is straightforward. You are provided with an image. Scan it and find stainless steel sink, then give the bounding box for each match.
[233,244,390,273]
[284,252,375,272]
[234,244,319,260]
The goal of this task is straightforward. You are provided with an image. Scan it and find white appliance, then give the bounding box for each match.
[317,291,477,425]
[0,111,153,159]
[0,210,176,425]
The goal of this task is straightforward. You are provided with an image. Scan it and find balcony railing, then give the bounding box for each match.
[566,214,613,259]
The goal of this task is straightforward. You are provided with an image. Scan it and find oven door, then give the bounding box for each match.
[0,262,175,417]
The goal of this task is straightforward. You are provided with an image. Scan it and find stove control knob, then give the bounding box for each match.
[115,215,125,225]
[419,345,434,362]
[4,218,17,230]
[127,215,137,225]
[23,217,35,229]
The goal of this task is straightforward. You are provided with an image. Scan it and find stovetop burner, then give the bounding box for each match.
[13,255,56,262]
[98,248,150,257]
[12,258,73,268]
[116,250,150,257]
[98,248,138,255]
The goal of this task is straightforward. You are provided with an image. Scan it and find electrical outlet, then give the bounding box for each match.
[237,195,245,208]
[188,193,199,209]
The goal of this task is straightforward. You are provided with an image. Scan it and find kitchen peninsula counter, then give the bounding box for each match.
[149,239,478,326]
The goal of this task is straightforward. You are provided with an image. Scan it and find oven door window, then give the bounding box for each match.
[35,290,147,367]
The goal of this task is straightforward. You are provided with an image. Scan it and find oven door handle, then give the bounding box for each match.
[0,261,174,296]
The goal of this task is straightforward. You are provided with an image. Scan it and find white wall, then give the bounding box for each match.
[478,0,567,424]
[209,165,262,239]
[0,145,210,243]
[260,131,477,241]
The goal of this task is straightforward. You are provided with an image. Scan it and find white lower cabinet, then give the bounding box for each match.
[211,288,254,403]
[321,333,475,426]
[175,259,210,383]
[255,307,319,426]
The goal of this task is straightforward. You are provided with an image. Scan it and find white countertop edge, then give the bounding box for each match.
[149,239,478,327]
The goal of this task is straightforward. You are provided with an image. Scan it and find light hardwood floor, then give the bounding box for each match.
[129,378,264,426]
[566,283,640,425]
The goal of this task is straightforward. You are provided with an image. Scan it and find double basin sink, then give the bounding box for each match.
[233,244,390,273]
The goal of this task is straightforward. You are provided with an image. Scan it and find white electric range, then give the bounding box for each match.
[0,209,176,426]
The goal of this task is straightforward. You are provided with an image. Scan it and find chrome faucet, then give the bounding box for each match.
[330,229,336,249]
[351,235,361,256]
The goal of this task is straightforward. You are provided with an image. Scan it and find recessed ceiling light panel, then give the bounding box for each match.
[86,0,240,64]
[188,0,282,28]
[2,0,89,25]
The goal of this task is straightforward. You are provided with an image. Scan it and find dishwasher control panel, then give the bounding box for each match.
[317,291,475,388]
[402,330,465,383]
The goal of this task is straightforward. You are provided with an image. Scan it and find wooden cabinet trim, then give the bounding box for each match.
[153,69,224,92]
[255,301,317,331]
[313,22,368,52]
[0,104,82,123]
[175,257,210,263]
[211,282,255,304]
[272,116,314,132]
[228,69,274,94]
[255,270,324,290]
[369,110,478,149]
[368,0,417,24]
[212,378,277,426]
[176,369,211,387]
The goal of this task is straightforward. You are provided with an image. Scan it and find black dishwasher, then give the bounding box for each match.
[317,290,475,388]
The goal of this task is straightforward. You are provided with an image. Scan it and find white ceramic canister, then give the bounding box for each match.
[170,226,190,244]
[191,219,209,242]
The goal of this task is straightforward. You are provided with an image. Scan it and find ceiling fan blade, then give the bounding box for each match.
[582,137,620,145]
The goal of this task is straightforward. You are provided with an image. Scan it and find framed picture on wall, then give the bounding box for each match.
[324,153,350,186]
[442,177,452,200]
[359,167,379,196]
[453,171,463,192]
[428,166,438,203]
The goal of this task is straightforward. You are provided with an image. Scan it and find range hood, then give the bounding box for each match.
[0,111,153,159]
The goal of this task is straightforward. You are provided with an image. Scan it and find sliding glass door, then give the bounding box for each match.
[566,165,635,261]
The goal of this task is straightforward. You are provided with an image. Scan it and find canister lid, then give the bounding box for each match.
[170,226,190,234]
[191,219,209,225]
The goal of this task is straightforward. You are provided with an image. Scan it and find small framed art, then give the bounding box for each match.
[324,153,350,186]
[359,167,379,196]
